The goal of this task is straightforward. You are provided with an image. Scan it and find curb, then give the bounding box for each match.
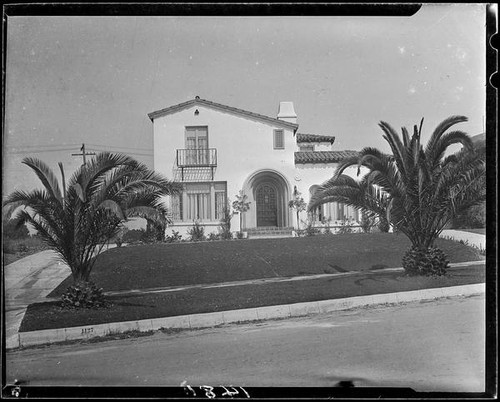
[9,283,485,350]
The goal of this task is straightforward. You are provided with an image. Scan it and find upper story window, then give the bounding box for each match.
[273,129,284,150]
[186,126,208,149]
[299,144,314,152]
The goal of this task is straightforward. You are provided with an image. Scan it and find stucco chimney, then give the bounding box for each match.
[277,101,297,124]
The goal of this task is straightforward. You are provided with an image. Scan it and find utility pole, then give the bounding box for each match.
[72,143,96,166]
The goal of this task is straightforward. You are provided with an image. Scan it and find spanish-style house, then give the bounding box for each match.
[149,97,361,237]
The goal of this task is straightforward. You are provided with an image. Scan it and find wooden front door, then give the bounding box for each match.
[256,184,278,227]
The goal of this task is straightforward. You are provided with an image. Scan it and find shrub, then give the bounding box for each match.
[452,202,485,229]
[402,246,449,276]
[236,231,245,239]
[122,229,144,244]
[188,220,206,242]
[360,212,374,233]
[113,227,128,247]
[165,230,183,243]
[377,216,390,233]
[304,223,321,237]
[337,218,354,234]
[219,198,233,240]
[3,242,16,254]
[3,219,30,240]
[145,219,167,243]
[140,228,158,244]
[16,243,29,253]
[208,232,221,241]
[321,217,333,235]
[60,281,110,309]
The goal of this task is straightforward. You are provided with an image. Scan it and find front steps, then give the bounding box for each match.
[246,226,295,239]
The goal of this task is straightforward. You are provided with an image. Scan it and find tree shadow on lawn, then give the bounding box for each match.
[348,266,483,287]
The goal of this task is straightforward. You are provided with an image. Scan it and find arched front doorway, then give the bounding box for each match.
[241,169,292,229]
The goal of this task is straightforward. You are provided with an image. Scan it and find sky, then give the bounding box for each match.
[3,4,488,199]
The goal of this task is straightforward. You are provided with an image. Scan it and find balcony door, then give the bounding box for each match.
[186,126,208,165]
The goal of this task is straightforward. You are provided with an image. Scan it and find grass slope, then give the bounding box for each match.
[49,233,482,297]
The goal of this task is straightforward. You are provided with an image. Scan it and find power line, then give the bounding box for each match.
[8,143,82,149]
[85,143,153,152]
[86,147,153,156]
[8,147,79,154]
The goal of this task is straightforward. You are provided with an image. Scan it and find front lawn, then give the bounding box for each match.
[48,233,482,298]
[21,264,484,332]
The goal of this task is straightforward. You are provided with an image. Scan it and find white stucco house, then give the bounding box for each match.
[149,97,362,237]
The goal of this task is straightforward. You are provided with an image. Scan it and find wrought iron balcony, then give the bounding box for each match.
[176,148,217,168]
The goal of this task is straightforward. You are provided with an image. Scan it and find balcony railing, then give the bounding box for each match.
[176,148,217,167]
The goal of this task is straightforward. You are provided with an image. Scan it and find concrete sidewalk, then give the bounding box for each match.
[440,229,486,250]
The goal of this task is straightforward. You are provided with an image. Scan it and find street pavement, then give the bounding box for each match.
[3,230,486,349]
[5,294,485,392]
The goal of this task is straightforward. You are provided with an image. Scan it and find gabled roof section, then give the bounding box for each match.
[148,97,299,131]
[295,150,359,164]
[296,133,335,144]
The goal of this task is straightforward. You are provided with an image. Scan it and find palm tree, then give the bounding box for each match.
[3,152,182,285]
[308,116,486,275]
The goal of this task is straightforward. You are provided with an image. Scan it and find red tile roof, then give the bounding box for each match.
[296,133,335,144]
[295,150,359,164]
[148,97,299,131]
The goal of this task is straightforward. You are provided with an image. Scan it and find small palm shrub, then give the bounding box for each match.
[402,246,449,276]
[188,220,206,242]
[61,281,109,309]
